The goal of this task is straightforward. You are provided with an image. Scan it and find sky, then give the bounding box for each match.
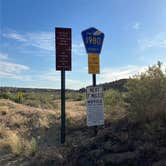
[0,0,166,89]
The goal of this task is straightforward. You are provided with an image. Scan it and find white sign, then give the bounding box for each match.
[86,86,104,126]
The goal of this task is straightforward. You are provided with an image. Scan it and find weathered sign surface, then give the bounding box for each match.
[81,27,104,54]
[88,53,100,74]
[86,86,104,126]
[56,27,71,70]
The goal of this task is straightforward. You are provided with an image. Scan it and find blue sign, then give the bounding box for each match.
[81,27,104,54]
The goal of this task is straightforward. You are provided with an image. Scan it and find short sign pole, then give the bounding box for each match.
[92,74,98,135]
[56,27,72,144]
[61,70,65,144]
[92,74,96,86]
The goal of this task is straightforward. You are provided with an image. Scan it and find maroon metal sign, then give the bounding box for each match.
[56,27,72,70]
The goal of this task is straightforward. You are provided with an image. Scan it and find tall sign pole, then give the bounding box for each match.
[61,69,65,143]
[56,27,72,144]
[82,27,104,128]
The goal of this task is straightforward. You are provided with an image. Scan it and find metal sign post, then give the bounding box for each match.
[56,27,72,144]
[61,69,65,143]
[93,74,96,86]
[92,74,97,135]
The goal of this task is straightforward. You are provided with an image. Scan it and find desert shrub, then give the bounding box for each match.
[125,62,166,123]
[7,132,23,155]
[0,126,38,156]
[10,114,27,128]
[21,93,58,109]
[66,92,85,101]
[39,116,50,128]
[0,91,59,109]
[0,91,22,104]
[0,91,16,100]
[1,92,10,99]
[25,137,38,156]
[24,99,40,108]
[0,126,23,155]
[104,90,125,112]
[66,117,71,126]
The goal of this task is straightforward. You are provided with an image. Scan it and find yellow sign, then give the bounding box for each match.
[88,54,100,74]
[18,91,23,98]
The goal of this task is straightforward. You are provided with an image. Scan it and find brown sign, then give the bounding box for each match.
[56,27,72,70]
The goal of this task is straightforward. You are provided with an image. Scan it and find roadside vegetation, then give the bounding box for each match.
[0,62,165,165]
[0,100,59,159]
[0,91,85,109]
[64,62,166,166]
[125,62,166,126]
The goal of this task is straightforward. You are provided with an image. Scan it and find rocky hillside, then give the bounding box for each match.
[30,116,166,166]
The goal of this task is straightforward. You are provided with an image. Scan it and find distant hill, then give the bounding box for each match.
[0,87,76,94]
[0,79,128,93]
[101,79,128,91]
[79,79,128,92]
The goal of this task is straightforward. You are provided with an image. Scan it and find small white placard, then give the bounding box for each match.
[86,86,104,126]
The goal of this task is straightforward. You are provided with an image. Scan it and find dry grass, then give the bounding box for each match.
[0,99,59,156]
[0,99,86,158]
[6,131,23,155]
[0,126,22,155]
[24,137,38,156]
[0,125,38,156]
[10,114,27,127]
[39,115,50,128]
[105,105,128,123]
[66,100,85,112]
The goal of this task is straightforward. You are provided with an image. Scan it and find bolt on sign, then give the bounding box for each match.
[86,86,104,126]
[56,28,71,70]
[88,53,100,74]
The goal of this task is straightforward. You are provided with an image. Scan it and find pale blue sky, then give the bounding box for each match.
[0,0,166,89]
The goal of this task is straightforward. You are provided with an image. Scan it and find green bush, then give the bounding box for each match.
[104,90,125,112]
[0,92,20,103]
[1,92,10,99]
[125,62,166,122]
[0,91,60,109]
[22,137,38,156]
[66,92,85,101]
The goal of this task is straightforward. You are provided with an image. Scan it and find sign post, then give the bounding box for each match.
[56,27,71,144]
[81,27,104,128]
[61,69,65,143]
